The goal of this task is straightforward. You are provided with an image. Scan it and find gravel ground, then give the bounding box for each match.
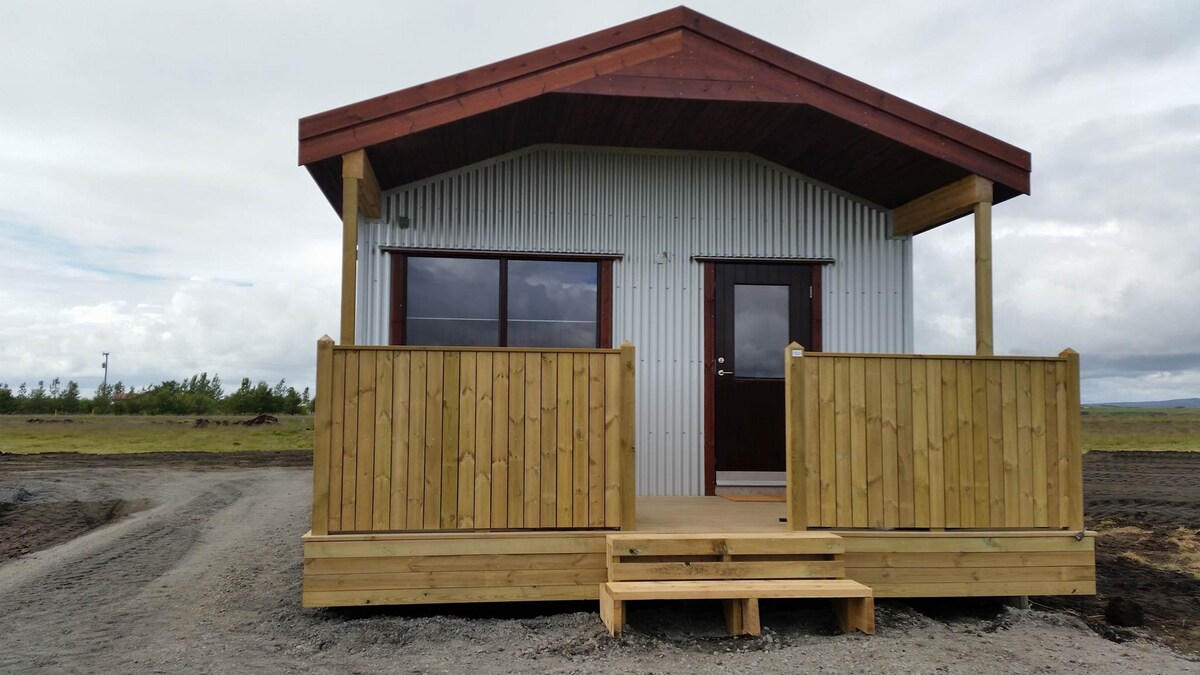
[1,460,1197,674]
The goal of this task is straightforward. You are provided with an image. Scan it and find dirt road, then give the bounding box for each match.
[0,452,1196,674]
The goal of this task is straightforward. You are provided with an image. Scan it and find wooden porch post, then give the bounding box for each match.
[784,342,807,531]
[311,335,334,535]
[974,200,994,356]
[339,149,381,345]
[619,342,637,529]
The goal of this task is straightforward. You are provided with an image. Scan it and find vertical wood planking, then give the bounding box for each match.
[849,358,868,528]
[571,354,588,527]
[372,351,393,530]
[940,361,959,528]
[896,359,914,528]
[803,354,821,526]
[341,350,359,529]
[1016,361,1034,526]
[423,351,444,529]
[986,360,1004,528]
[312,338,333,536]
[327,349,345,533]
[1062,350,1084,530]
[355,351,376,531]
[508,353,526,528]
[540,354,557,527]
[390,352,410,529]
[880,358,899,529]
[970,361,989,527]
[525,353,543,528]
[1001,361,1019,527]
[587,354,605,527]
[926,360,945,529]
[911,358,930,527]
[619,343,636,530]
[955,360,975,528]
[492,353,509,529]
[556,355,573,527]
[834,358,852,526]
[1030,363,1048,527]
[818,357,837,527]
[474,352,493,529]
[407,351,427,529]
[604,354,621,526]
[784,344,807,531]
[864,359,884,528]
[1044,361,1061,527]
[457,351,477,529]
[1056,361,1070,526]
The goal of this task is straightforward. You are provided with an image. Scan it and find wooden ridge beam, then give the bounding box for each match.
[892,175,993,237]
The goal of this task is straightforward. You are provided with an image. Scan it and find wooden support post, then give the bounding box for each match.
[784,342,808,531]
[975,200,994,356]
[311,336,334,535]
[832,597,876,635]
[338,149,381,346]
[1061,348,1084,530]
[619,342,636,530]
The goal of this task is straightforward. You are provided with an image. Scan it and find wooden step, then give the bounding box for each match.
[607,532,844,557]
[599,579,874,638]
[607,532,847,584]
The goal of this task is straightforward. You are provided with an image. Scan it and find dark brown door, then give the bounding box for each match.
[712,263,815,479]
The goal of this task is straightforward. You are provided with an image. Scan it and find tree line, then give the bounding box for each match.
[0,373,312,415]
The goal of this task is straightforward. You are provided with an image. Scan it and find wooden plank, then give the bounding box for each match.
[587,353,605,527]
[474,352,493,529]
[312,337,334,536]
[802,353,821,526]
[970,360,989,527]
[784,344,807,531]
[524,353,542,528]
[609,560,845,582]
[604,579,872,601]
[1031,362,1048,527]
[406,351,427,529]
[1044,361,1061,527]
[609,535,843,557]
[1001,360,1019,527]
[895,359,914,528]
[304,585,595,608]
[338,171,358,345]
[955,360,974,528]
[390,352,410,529]
[572,353,588,527]
[858,580,1095,599]
[849,358,868,528]
[423,351,444,529]
[372,351,393,530]
[864,358,884,528]
[926,360,945,529]
[1016,360,1034,526]
[355,351,377,531]
[985,361,1004,528]
[940,360,959,528]
[892,175,993,236]
[833,357,852,526]
[619,343,636,530]
[540,354,557,526]
[556,354,573,527]
[818,357,837,527]
[1062,350,1084,530]
[850,566,1095,584]
[507,353,526,529]
[457,351,477,529]
[604,354,621,527]
[848,551,1095,569]
[340,350,359,529]
[832,596,875,635]
[329,350,346,533]
[911,357,929,526]
[492,353,510,530]
[974,200,994,355]
[305,568,609,592]
[304,552,607,575]
[880,359,899,529]
[306,536,607,559]
[839,536,1094,554]
[1056,362,1070,526]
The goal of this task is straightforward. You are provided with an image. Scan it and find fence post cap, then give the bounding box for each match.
[1059,347,1078,357]
[318,335,334,345]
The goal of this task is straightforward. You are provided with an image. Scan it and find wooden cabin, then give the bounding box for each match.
[298,7,1094,636]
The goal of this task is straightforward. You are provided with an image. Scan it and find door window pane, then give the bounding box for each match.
[407,257,500,346]
[734,284,788,378]
[508,260,597,347]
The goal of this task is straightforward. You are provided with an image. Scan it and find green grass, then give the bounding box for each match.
[0,414,313,454]
[1083,406,1200,451]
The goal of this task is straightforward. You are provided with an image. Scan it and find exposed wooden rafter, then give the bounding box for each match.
[892,175,993,237]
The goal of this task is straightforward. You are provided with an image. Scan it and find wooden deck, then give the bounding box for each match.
[302,496,1095,607]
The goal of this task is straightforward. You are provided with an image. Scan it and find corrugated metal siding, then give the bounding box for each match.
[357,145,911,496]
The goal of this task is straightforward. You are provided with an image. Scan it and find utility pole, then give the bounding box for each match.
[101,352,110,391]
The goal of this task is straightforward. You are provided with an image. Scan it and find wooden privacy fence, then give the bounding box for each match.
[784,344,1083,532]
[311,338,636,535]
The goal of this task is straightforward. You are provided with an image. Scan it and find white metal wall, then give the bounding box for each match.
[357,145,911,495]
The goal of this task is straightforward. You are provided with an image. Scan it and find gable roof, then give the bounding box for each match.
[300,6,1030,220]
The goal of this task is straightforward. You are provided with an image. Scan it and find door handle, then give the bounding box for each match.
[717,369,734,377]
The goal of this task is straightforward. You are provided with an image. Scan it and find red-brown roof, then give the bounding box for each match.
[300,6,1030,216]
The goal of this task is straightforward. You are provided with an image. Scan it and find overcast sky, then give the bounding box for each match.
[1,1,1196,403]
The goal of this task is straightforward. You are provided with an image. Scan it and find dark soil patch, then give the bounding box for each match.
[0,498,151,560]
[0,449,311,471]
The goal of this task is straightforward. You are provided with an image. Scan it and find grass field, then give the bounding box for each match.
[0,415,314,454]
[1083,406,1200,451]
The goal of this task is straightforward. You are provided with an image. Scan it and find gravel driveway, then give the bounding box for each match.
[0,458,1196,674]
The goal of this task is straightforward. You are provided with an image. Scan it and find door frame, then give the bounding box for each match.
[702,258,828,495]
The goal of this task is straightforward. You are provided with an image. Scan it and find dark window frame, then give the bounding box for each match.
[388,249,614,348]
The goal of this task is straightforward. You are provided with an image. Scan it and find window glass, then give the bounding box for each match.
[508,260,598,348]
[406,257,500,346]
[734,284,789,378]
